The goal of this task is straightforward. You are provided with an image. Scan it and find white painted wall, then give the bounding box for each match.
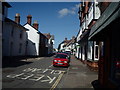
[77,29,82,42]
[59,43,64,51]
[3,22,27,56]
[82,47,85,60]
[94,2,101,19]
[24,24,40,56]
[76,1,101,61]
[87,41,93,60]
[76,46,79,58]
[88,3,94,26]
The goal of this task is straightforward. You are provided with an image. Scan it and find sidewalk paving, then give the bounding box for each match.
[57,55,98,88]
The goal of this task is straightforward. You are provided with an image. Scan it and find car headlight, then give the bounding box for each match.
[64,61,67,63]
[54,60,57,62]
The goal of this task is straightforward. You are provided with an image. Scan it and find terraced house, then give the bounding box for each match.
[76,1,101,70]
[24,15,40,56]
[58,37,75,53]
[76,1,120,89]
[2,3,28,58]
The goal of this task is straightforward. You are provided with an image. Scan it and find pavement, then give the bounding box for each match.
[56,55,98,89]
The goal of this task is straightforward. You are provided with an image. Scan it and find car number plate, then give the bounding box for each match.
[57,63,63,65]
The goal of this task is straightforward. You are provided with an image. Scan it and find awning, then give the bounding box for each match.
[89,2,120,40]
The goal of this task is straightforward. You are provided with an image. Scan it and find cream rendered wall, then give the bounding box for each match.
[24,24,40,56]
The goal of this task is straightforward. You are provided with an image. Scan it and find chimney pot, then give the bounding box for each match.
[65,38,67,41]
[15,13,20,24]
[27,15,32,25]
[16,13,20,16]
[33,21,39,30]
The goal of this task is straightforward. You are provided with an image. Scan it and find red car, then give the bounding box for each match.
[53,53,70,67]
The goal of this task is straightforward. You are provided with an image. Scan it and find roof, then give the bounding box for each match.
[58,37,75,48]
[23,23,39,32]
[43,33,52,39]
[5,18,28,31]
[2,2,11,8]
[64,37,75,46]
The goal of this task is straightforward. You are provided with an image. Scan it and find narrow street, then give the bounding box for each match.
[1,2,120,89]
[2,55,98,89]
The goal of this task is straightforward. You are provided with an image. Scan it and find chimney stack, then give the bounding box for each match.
[33,21,39,30]
[15,13,20,24]
[72,36,75,39]
[65,38,67,41]
[27,15,32,25]
[47,33,51,39]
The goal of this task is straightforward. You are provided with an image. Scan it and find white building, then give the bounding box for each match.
[24,15,40,56]
[76,1,101,62]
[64,36,76,53]
[59,42,65,52]
[3,13,28,57]
[58,37,75,53]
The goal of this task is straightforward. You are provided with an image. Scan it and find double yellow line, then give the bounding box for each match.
[50,71,65,90]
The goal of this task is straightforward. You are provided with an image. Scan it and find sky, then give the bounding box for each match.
[8,2,80,48]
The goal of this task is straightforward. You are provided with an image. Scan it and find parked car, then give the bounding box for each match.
[62,51,71,60]
[64,51,71,55]
[53,53,70,67]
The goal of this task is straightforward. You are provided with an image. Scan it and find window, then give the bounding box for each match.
[33,43,35,45]
[19,43,22,53]
[10,42,13,56]
[20,30,23,39]
[11,26,14,37]
[110,42,120,83]
[94,45,99,60]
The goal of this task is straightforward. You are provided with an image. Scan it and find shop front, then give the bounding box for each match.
[89,2,120,88]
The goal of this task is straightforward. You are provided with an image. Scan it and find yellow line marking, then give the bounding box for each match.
[50,71,65,90]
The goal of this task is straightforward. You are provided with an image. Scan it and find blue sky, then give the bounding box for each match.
[8,2,80,48]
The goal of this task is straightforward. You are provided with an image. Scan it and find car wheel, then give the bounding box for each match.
[53,65,56,67]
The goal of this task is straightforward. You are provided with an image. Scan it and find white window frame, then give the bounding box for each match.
[94,45,99,60]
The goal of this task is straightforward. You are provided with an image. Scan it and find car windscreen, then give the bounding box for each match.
[55,54,67,59]
[64,52,71,55]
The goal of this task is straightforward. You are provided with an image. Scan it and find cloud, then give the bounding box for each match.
[58,8,69,17]
[58,4,79,18]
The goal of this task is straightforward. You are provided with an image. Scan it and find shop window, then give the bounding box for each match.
[87,42,93,60]
[94,45,99,60]
[110,39,120,83]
